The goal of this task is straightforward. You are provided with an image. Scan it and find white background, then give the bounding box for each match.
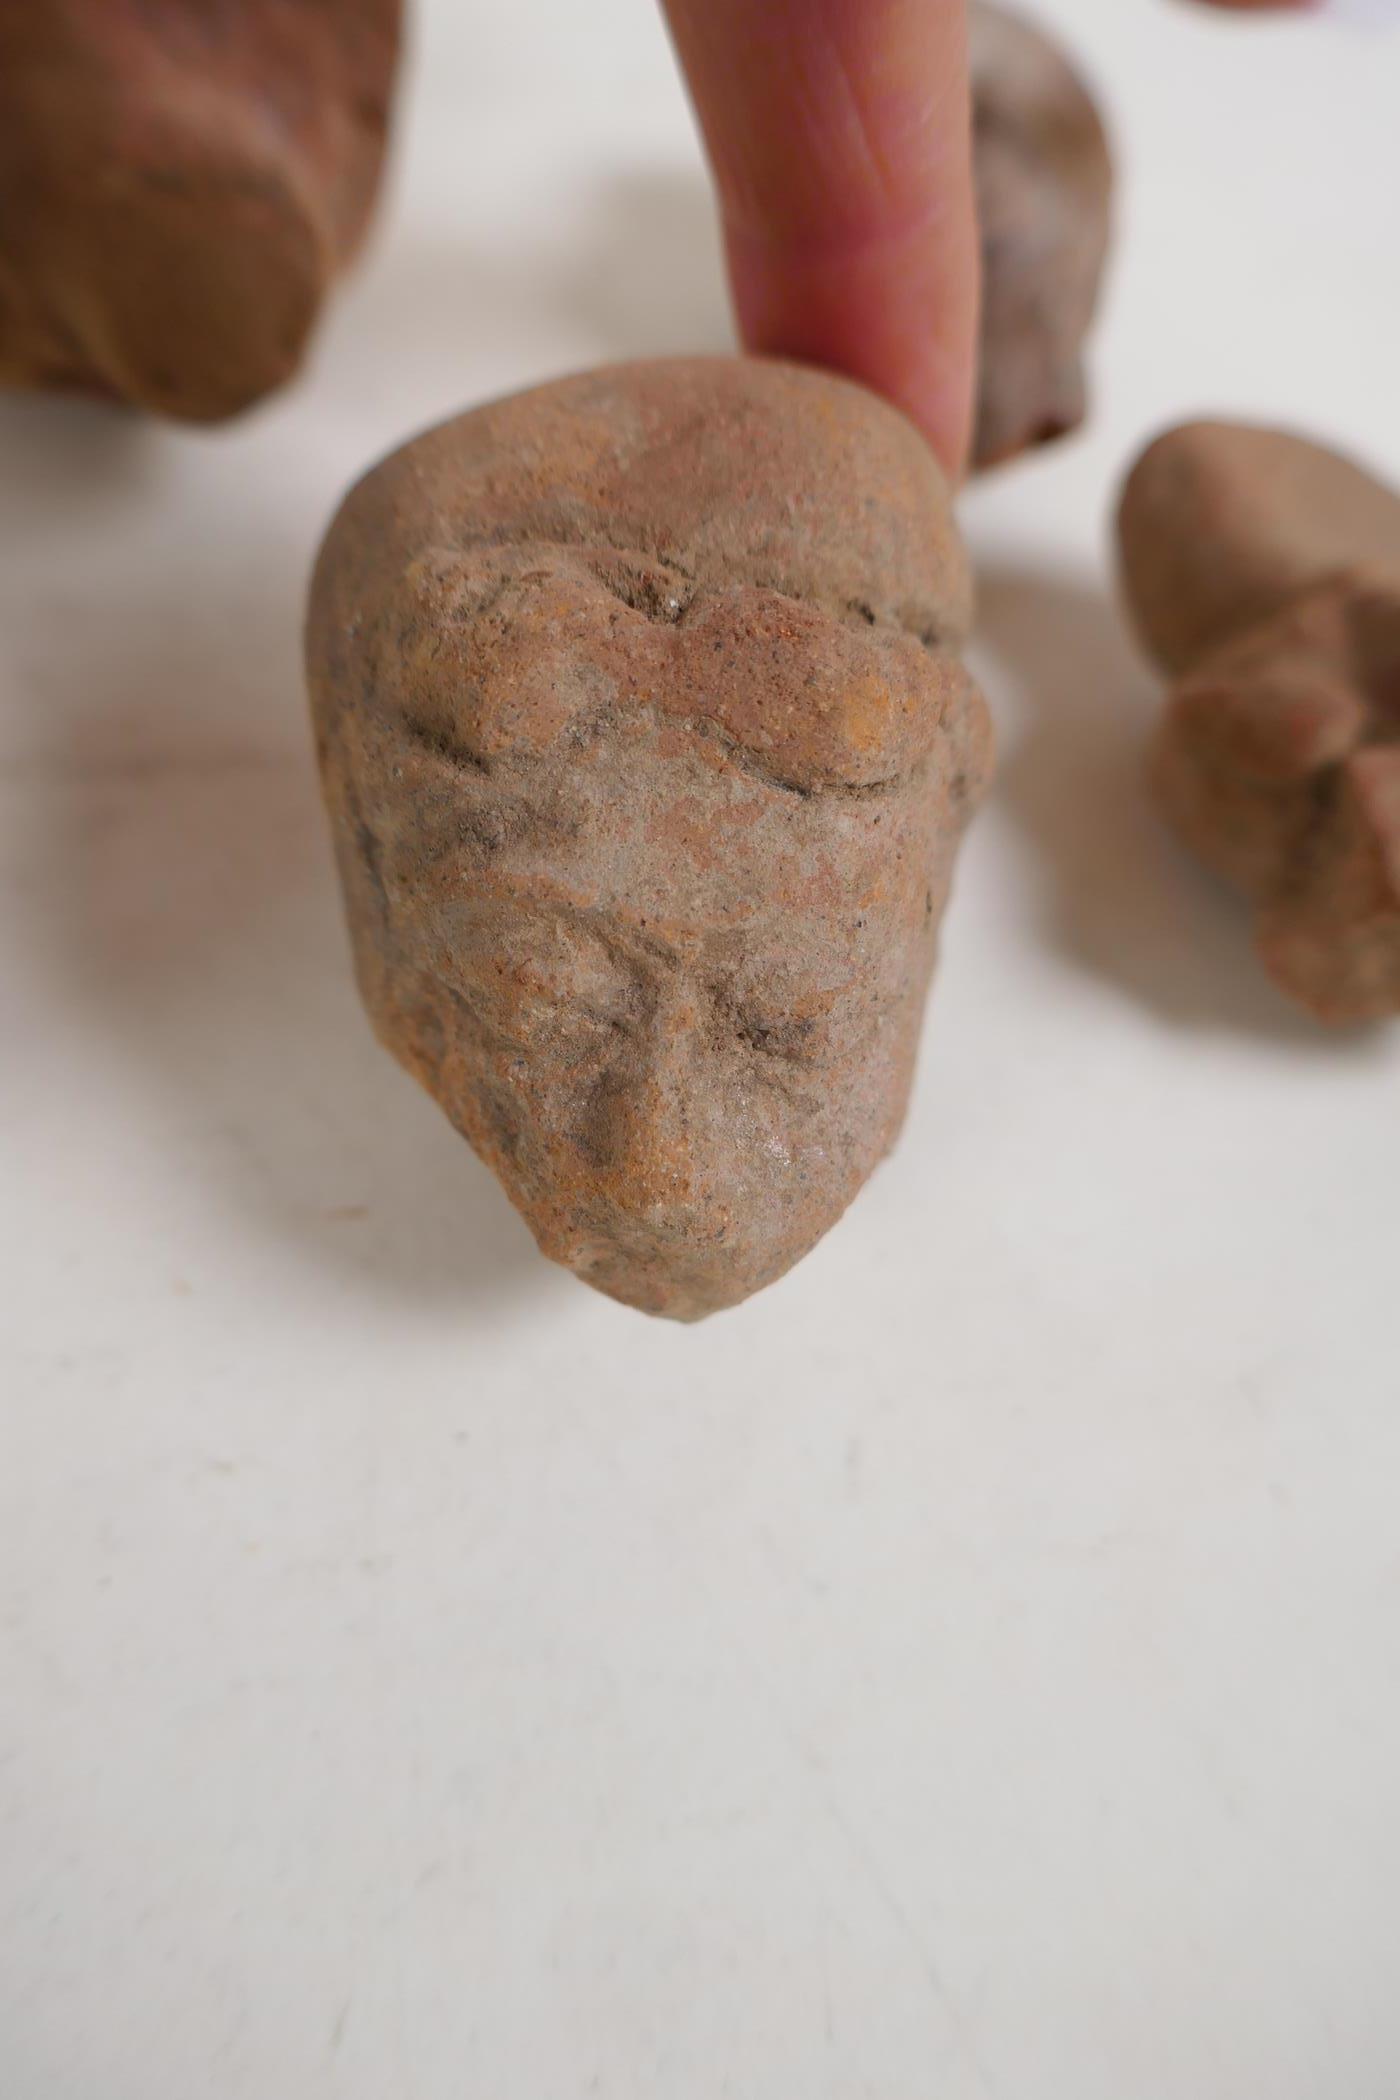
[3,2,1399,2094]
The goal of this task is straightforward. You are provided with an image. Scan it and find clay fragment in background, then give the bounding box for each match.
[1119,420,1400,1024]
[0,0,402,421]
[970,0,1112,472]
[308,359,993,1319]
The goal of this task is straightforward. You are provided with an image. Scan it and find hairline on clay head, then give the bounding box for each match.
[376,534,982,802]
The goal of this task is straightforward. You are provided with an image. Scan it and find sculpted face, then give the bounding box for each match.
[359,626,975,1316]
[309,362,991,1316]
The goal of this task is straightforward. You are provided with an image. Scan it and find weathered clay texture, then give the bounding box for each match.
[1120,420,1400,1024]
[0,0,401,421]
[308,359,993,1318]
[971,0,1112,471]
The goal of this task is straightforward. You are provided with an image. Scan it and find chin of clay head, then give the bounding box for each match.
[1119,420,1400,1025]
[970,0,1112,472]
[307,358,993,1320]
[0,0,402,422]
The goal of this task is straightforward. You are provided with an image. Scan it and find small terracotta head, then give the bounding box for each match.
[970,0,1112,471]
[308,361,991,1316]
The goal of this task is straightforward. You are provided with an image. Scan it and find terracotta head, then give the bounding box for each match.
[308,360,991,1316]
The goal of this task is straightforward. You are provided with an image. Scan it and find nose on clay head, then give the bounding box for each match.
[581,1062,745,1238]
[543,1063,792,1319]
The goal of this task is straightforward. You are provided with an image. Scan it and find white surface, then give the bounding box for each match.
[3,3,1399,2095]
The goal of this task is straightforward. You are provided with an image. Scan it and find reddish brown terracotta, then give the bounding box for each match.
[1119,420,1400,1024]
[0,0,401,421]
[970,0,1113,472]
[307,359,993,1318]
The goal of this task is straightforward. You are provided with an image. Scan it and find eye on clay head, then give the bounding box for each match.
[307,359,993,1319]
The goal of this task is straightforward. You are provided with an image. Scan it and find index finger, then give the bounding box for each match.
[660,0,980,478]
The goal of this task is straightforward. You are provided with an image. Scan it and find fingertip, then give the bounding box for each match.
[726,215,976,480]
[663,0,979,481]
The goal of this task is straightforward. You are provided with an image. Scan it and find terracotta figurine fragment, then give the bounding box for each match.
[1119,419,1400,1024]
[0,0,402,420]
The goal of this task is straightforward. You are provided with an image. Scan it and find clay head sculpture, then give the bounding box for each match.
[308,360,992,1318]
[0,0,402,420]
[1119,419,1400,1024]
[970,0,1113,471]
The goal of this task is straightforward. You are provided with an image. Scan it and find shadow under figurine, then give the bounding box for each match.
[970,0,1113,472]
[0,0,402,420]
[307,359,992,1319]
[1119,420,1400,1026]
